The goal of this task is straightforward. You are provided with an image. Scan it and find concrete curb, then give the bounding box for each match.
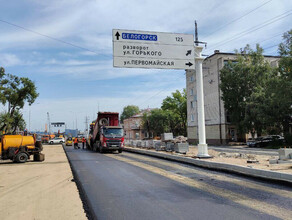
[124,147,292,184]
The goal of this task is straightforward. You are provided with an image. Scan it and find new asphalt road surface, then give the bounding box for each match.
[64,145,292,220]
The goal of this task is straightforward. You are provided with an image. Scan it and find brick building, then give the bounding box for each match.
[123,109,152,140]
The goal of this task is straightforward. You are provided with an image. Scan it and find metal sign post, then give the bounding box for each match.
[112,29,209,157]
[195,46,210,158]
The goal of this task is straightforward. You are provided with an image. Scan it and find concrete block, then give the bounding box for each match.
[148,140,158,149]
[155,141,162,151]
[143,141,150,148]
[161,133,173,142]
[277,159,292,164]
[278,148,292,160]
[174,143,189,153]
[166,142,174,152]
[132,140,137,147]
[156,142,166,151]
[269,159,278,164]
[136,141,142,148]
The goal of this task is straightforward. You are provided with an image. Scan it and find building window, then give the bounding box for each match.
[191,114,195,122]
[226,110,231,123]
[190,75,194,82]
[190,101,195,109]
[223,60,237,66]
[190,88,194,96]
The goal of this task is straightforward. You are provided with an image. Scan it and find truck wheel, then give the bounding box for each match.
[15,152,28,163]
[118,149,122,153]
[99,146,104,153]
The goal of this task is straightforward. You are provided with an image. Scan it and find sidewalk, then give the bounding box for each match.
[124,146,292,183]
[0,144,87,220]
[208,145,278,156]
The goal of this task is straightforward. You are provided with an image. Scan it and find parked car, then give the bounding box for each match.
[247,135,284,147]
[49,137,65,144]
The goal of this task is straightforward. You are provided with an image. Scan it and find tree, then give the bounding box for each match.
[278,29,292,80]
[277,29,292,134]
[161,89,187,136]
[141,108,169,136]
[120,105,139,122]
[0,110,26,134]
[0,67,39,132]
[220,45,274,136]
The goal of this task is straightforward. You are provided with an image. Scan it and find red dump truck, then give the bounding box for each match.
[87,112,124,153]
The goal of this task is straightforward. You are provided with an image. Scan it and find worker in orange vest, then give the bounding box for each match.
[74,137,79,149]
[82,137,86,149]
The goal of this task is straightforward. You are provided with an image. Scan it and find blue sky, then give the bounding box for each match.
[0,0,291,131]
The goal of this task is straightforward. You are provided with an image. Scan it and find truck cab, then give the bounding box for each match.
[99,126,124,153]
[88,112,125,153]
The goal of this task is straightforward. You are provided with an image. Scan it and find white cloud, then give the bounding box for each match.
[2,0,292,131]
[0,53,22,67]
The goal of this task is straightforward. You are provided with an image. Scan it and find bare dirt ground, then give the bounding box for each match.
[185,147,292,174]
[0,144,87,220]
[128,146,292,174]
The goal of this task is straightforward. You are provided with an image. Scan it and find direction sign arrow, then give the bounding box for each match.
[185,62,193,67]
[115,32,120,40]
[113,29,195,70]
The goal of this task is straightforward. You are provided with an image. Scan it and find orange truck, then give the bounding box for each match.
[0,135,44,163]
[41,134,55,143]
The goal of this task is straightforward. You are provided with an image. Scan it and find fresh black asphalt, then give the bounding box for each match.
[64,145,290,220]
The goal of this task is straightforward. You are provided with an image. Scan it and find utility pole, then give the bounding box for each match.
[47,112,51,134]
[29,104,31,133]
[194,21,211,158]
[84,116,89,137]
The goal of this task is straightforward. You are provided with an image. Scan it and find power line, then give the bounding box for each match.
[116,73,185,111]
[0,19,100,55]
[204,0,273,39]
[132,73,186,107]
[263,44,279,50]
[205,9,292,52]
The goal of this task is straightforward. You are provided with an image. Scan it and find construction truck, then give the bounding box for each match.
[87,112,124,153]
[0,135,44,163]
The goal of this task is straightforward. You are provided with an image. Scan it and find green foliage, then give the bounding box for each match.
[0,110,26,134]
[141,109,169,136]
[161,89,187,136]
[0,67,38,132]
[277,29,292,133]
[141,89,187,137]
[284,133,292,147]
[278,29,292,80]
[220,45,273,135]
[120,105,140,122]
[220,30,292,138]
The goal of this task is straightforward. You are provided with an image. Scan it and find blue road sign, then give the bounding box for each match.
[122,33,157,41]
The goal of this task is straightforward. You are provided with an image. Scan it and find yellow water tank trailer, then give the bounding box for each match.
[0,135,44,163]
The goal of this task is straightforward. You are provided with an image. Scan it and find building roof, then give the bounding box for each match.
[205,50,281,60]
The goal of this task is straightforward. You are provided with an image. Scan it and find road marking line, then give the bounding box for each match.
[106,154,292,220]
[123,153,292,199]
